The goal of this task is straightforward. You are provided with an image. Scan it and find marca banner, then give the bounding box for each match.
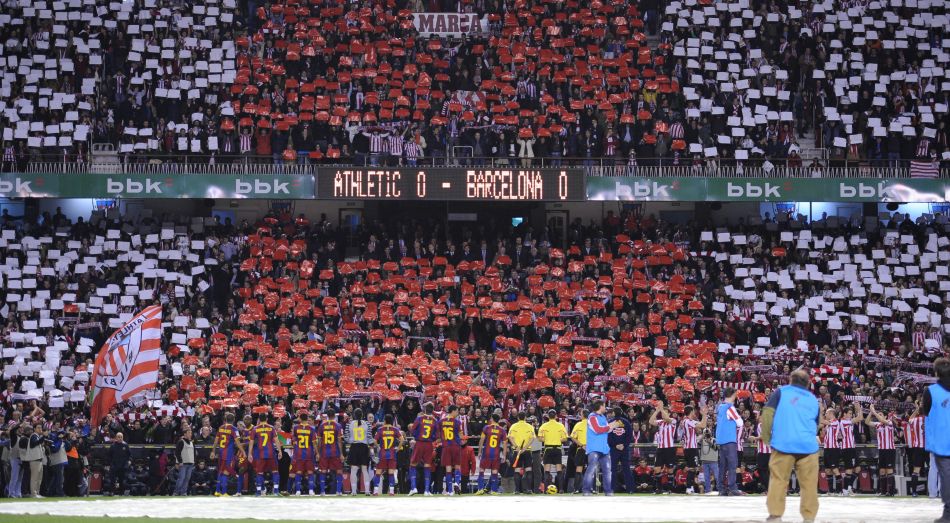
[412,13,488,36]
[0,173,316,199]
[587,176,950,203]
[89,306,163,426]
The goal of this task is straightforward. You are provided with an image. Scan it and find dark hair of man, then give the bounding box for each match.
[935,357,950,379]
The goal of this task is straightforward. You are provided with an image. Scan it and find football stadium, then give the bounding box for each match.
[0,0,948,522]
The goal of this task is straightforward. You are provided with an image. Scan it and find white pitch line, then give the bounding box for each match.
[0,495,938,522]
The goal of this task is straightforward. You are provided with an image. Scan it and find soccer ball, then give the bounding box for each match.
[546,484,558,495]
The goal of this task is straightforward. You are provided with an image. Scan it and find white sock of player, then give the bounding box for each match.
[350,466,359,494]
[362,466,371,494]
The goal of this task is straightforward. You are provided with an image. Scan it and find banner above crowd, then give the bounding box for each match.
[587,177,950,203]
[411,13,488,36]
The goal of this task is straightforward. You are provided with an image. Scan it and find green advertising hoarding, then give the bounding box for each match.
[3,172,948,202]
[587,176,950,202]
[0,173,316,199]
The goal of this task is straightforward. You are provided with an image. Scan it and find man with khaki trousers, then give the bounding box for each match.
[760,370,821,523]
[20,424,46,497]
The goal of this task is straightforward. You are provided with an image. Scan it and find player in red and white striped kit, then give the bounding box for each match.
[837,403,863,496]
[903,401,926,497]
[867,404,897,496]
[681,405,708,495]
[819,408,842,494]
[649,403,677,494]
[750,412,771,493]
[681,406,707,465]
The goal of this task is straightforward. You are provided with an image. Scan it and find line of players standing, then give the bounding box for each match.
[208,398,929,497]
[818,402,928,497]
[210,403,510,496]
[642,400,928,496]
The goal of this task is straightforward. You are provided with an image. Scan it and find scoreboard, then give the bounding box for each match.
[319,168,585,201]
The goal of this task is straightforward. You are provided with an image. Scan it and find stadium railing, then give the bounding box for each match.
[14,155,950,179]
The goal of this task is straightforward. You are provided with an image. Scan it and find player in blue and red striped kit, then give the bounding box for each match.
[317,409,345,496]
[247,415,283,496]
[408,403,439,496]
[212,413,245,496]
[438,405,465,495]
[476,413,508,495]
[235,417,254,495]
[372,414,404,496]
[290,412,317,496]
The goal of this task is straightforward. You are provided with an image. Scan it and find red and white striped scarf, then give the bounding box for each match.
[369,133,386,153]
[708,381,756,392]
[404,141,422,158]
[239,133,253,153]
[117,405,188,422]
[669,122,684,139]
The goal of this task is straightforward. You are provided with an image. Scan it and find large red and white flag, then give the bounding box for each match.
[910,159,939,178]
[89,305,163,425]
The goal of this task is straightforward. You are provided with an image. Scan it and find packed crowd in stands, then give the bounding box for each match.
[0,205,941,496]
[661,0,950,166]
[1,0,948,169]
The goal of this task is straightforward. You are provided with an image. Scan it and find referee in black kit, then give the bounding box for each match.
[538,411,569,491]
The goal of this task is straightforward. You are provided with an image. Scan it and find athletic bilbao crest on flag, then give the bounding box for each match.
[90,305,163,425]
[99,330,140,390]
